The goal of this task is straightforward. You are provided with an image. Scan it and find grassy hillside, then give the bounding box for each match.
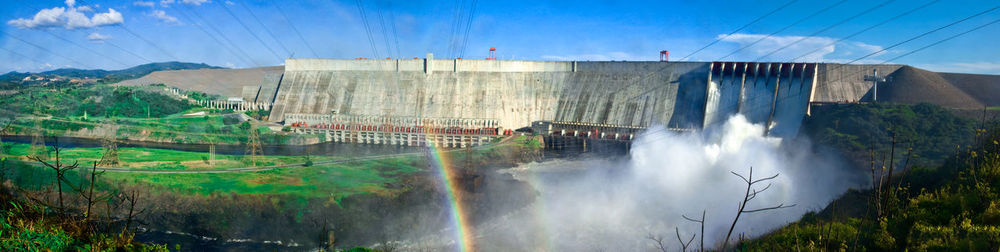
[0,62,221,88]
[741,105,1000,251]
[804,102,979,168]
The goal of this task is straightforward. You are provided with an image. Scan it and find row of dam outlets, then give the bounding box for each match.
[284,113,511,148]
[268,57,889,147]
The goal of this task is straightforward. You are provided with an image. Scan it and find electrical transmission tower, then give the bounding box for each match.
[209,141,216,167]
[245,125,263,167]
[0,120,10,155]
[99,135,119,166]
[30,118,47,159]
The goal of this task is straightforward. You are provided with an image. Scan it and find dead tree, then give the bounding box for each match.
[646,233,669,252]
[676,227,695,252]
[682,210,706,252]
[724,166,795,250]
[122,189,145,234]
[84,161,105,222]
[0,157,7,196]
[29,143,80,215]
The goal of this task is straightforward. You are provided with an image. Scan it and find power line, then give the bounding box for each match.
[219,1,284,60]
[717,0,848,61]
[103,40,155,63]
[273,2,319,58]
[459,0,479,59]
[842,5,1000,65]
[375,2,395,58]
[882,17,1000,63]
[9,0,132,68]
[789,0,940,62]
[754,0,897,62]
[40,31,131,67]
[0,46,50,67]
[389,10,402,59]
[0,30,93,69]
[355,0,380,58]
[237,0,292,57]
[175,4,259,67]
[446,0,468,58]
[681,0,798,61]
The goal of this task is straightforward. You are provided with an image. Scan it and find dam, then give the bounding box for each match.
[264,55,892,145]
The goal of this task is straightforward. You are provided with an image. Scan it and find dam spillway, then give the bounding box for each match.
[267,57,891,141]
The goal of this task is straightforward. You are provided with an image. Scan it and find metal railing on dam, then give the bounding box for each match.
[284,113,507,148]
[267,57,875,141]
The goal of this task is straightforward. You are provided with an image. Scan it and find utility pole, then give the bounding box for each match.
[245,124,263,167]
[99,135,119,166]
[30,118,46,159]
[209,142,216,167]
[864,69,887,102]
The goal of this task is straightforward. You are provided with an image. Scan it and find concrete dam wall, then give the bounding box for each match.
[269,58,869,138]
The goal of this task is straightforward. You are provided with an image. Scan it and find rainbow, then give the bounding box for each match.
[425,138,475,252]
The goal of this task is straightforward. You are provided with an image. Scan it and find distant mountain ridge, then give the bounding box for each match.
[0,61,223,82]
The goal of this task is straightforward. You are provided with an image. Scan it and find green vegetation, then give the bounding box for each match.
[0,85,189,118]
[0,155,169,251]
[804,102,979,168]
[0,62,220,87]
[0,143,343,171]
[102,156,423,199]
[0,198,168,251]
[746,117,1000,250]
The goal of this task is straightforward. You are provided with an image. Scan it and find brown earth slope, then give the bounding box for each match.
[114,66,283,102]
[881,66,985,109]
[939,72,1000,106]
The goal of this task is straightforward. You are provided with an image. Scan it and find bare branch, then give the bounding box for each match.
[675,227,695,252]
[646,232,668,252]
[730,171,749,183]
[681,214,703,223]
[743,203,797,213]
[750,173,779,185]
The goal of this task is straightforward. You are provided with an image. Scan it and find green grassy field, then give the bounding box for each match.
[101,156,424,199]
[3,153,423,200]
[1,143,342,171]
[3,133,533,201]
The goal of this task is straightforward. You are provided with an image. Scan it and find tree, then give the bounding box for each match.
[682,210,706,252]
[724,166,795,250]
[28,141,80,215]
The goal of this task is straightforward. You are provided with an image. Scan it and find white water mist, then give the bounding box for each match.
[483,114,863,251]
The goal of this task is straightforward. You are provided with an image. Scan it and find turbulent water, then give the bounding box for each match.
[472,115,865,251]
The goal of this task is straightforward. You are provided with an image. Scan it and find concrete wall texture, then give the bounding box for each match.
[269,58,889,137]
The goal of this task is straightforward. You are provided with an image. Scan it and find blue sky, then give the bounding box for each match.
[1,0,999,74]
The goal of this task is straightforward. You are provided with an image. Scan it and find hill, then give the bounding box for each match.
[115,66,284,102]
[0,62,222,86]
[881,66,985,109]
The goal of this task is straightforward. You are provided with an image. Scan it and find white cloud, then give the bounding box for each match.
[717,33,885,62]
[87,32,111,43]
[182,0,211,6]
[916,62,1000,74]
[159,0,175,7]
[76,5,93,12]
[133,1,155,7]
[7,1,123,30]
[148,10,180,24]
[541,52,646,61]
[225,1,235,5]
